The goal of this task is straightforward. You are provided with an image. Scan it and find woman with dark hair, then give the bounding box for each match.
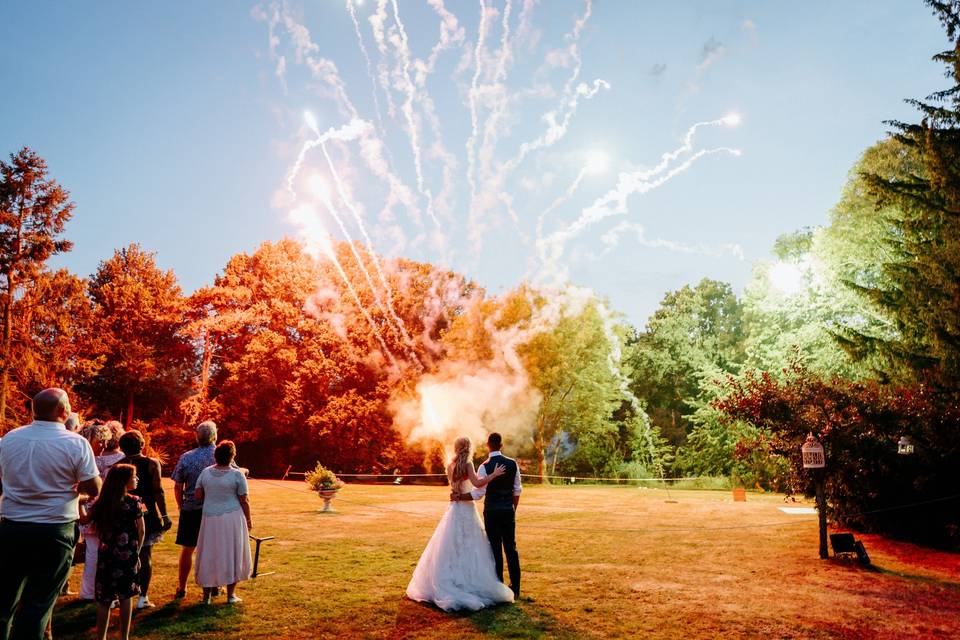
[85,463,143,640]
[119,430,172,610]
[193,440,252,604]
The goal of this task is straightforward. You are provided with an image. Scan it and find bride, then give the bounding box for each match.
[406,436,516,611]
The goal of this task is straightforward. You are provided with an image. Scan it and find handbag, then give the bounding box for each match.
[72,538,87,566]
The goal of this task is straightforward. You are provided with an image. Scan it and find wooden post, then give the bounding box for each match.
[816,471,828,559]
[801,433,828,559]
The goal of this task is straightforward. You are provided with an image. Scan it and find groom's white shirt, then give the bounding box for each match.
[470,450,522,500]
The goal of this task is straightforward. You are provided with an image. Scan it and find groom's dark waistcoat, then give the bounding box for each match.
[481,455,518,512]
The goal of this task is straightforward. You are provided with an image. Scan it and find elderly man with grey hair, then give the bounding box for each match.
[0,389,101,640]
[171,420,221,600]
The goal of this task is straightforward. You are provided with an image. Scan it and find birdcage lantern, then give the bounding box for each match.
[897,435,915,455]
[801,433,825,469]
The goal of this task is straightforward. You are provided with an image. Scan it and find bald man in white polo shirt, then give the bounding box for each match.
[0,388,101,640]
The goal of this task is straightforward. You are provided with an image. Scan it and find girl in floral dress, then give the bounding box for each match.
[86,463,145,640]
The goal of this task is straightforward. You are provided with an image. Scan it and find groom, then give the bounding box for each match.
[452,432,522,598]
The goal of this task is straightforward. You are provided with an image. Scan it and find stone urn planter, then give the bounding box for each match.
[318,487,340,512]
[305,462,344,513]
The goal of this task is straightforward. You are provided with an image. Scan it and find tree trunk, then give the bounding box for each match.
[550,433,562,475]
[199,330,212,415]
[125,389,135,428]
[816,471,829,559]
[0,272,14,432]
[536,413,546,484]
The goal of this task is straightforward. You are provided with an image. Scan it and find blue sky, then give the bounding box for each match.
[0,1,946,327]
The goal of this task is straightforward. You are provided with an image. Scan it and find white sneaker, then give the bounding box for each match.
[136,596,156,610]
[227,595,242,604]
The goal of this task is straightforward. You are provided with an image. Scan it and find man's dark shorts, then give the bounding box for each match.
[175,509,203,547]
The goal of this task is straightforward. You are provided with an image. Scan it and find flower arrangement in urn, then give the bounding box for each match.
[305,462,344,512]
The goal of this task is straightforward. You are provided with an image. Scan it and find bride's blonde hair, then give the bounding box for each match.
[451,437,472,482]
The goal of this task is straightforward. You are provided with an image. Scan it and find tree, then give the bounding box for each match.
[853,1,960,382]
[0,148,74,429]
[740,230,868,379]
[82,244,193,426]
[201,239,472,474]
[9,269,102,397]
[627,279,745,446]
[442,285,642,479]
[522,295,625,478]
[715,363,960,548]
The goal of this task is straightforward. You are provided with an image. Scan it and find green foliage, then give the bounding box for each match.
[675,369,788,489]
[627,278,745,448]
[740,229,865,380]
[304,462,344,492]
[520,293,625,477]
[849,1,960,383]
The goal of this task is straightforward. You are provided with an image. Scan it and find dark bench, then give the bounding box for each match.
[829,533,871,566]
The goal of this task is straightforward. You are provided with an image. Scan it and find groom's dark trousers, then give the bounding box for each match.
[483,509,520,596]
[481,456,521,597]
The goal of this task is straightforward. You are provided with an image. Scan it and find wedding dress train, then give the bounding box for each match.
[406,478,515,611]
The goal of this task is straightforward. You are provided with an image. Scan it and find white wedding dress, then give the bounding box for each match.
[406,476,515,611]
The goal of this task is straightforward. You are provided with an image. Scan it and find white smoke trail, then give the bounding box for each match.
[467,0,605,245]
[468,0,517,243]
[536,166,587,241]
[369,0,398,120]
[424,0,467,78]
[465,0,490,222]
[289,204,399,369]
[507,79,609,173]
[319,140,425,367]
[346,0,388,138]
[269,5,423,230]
[285,117,369,198]
[537,146,742,284]
[534,115,742,282]
[593,221,745,261]
[285,117,419,369]
[389,0,440,228]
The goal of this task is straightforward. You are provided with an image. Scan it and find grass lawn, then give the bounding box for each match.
[50,479,960,639]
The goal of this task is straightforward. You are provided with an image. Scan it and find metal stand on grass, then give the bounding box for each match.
[249,535,276,578]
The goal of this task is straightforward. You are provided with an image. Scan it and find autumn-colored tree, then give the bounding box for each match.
[197,239,470,474]
[0,148,74,429]
[9,268,103,397]
[82,244,193,426]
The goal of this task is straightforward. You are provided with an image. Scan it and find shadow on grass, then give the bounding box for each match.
[51,597,242,639]
[394,596,579,639]
[873,564,960,591]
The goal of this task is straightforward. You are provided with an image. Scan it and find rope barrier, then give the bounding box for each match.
[252,477,960,535]
[280,470,714,483]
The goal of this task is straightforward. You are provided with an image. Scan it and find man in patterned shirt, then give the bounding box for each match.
[171,421,220,600]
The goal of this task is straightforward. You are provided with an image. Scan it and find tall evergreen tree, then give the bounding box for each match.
[855,1,960,382]
[0,148,74,429]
